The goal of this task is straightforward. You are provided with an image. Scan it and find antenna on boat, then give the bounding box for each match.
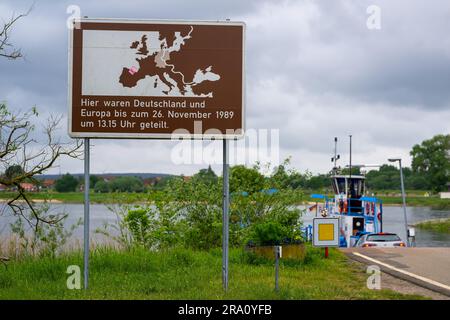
[349,134,352,180]
[331,137,340,174]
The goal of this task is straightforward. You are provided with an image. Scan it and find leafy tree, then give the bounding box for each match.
[94,180,110,193]
[405,172,429,190]
[305,174,329,190]
[285,172,306,189]
[4,164,25,180]
[90,175,100,188]
[192,165,218,185]
[271,158,308,190]
[100,161,304,250]
[109,176,144,193]
[230,165,265,194]
[153,176,179,190]
[365,165,399,190]
[271,164,290,188]
[55,173,79,192]
[340,167,362,176]
[410,134,450,191]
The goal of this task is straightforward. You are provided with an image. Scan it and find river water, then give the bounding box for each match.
[1,203,449,247]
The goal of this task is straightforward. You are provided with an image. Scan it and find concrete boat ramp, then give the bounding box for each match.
[342,247,450,299]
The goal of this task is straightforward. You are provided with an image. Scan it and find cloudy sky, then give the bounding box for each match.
[1,0,449,176]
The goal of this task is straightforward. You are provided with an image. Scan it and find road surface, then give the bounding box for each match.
[342,247,450,298]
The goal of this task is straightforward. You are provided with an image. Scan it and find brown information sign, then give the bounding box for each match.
[68,19,245,139]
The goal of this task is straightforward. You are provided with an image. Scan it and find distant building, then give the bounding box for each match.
[439,183,450,199]
[0,184,7,192]
[143,177,159,187]
[20,183,37,192]
[41,179,55,190]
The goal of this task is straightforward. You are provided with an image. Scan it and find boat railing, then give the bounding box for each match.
[311,195,383,219]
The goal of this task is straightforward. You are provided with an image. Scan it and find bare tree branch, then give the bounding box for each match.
[1,103,83,230]
[0,6,32,60]
[0,5,82,232]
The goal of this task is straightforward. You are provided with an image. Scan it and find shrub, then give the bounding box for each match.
[109,176,145,193]
[99,161,305,251]
[250,221,285,246]
[124,207,153,248]
[94,180,110,193]
[54,173,78,192]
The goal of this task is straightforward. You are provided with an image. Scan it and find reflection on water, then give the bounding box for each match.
[1,203,450,247]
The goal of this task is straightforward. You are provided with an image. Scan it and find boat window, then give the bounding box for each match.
[349,178,365,198]
[335,178,346,194]
[356,179,365,196]
[332,179,338,194]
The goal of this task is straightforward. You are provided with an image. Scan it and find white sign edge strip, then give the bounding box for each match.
[353,252,450,291]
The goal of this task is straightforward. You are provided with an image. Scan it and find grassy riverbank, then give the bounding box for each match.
[415,218,450,234]
[0,246,424,300]
[0,192,149,204]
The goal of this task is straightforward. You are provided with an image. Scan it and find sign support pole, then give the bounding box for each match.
[222,139,229,291]
[275,246,280,292]
[83,138,90,290]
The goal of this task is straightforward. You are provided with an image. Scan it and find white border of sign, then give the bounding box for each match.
[312,217,340,247]
[68,18,246,140]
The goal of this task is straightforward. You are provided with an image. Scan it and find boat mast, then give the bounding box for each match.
[349,134,352,180]
[332,137,340,174]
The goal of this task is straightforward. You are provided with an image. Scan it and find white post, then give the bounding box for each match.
[84,138,90,289]
[399,159,409,246]
[222,139,229,291]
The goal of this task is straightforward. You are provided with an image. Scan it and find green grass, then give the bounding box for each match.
[0,246,425,300]
[415,218,450,234]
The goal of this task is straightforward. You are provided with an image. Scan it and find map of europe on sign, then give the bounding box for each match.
[82,27,221,97]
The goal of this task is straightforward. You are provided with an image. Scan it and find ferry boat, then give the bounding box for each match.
[310,137,383,248]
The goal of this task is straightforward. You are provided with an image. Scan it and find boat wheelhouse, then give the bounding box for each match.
[312,175,383,247]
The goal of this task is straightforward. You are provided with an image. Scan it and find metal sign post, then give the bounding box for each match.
[274,246,282,292]
[83,138,90,289]
[222,140,229,291]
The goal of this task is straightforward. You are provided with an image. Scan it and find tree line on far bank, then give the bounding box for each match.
[6,133,448,194]
[52,174,153,193]
[274,134,450,193]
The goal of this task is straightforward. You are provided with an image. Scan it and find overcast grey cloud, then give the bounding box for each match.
[0,0,449,176]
